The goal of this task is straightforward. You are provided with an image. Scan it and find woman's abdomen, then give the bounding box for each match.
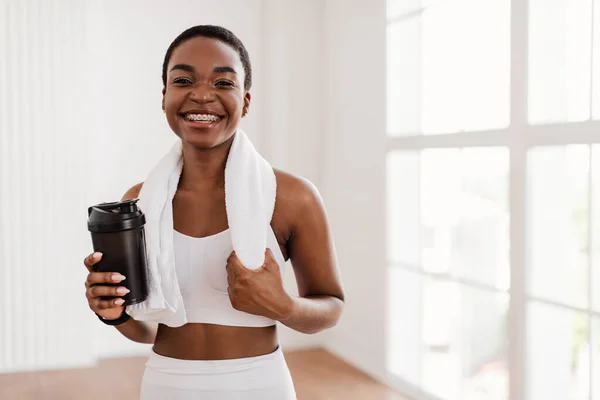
[152,323,278,360]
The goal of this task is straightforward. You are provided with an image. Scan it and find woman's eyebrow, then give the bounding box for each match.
[212,66,237,74]
[169,64,237,75]
[170,64,195,74]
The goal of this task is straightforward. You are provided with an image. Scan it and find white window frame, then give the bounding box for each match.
[386,0,600,399]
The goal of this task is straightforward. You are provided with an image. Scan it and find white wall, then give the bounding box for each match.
[260,0,389,380]
[259,0,325,182]
[257,0,390,381]
[259,0,328,351]
[320,0,388,382]
[2,0,389,379]
[0,0,97,373]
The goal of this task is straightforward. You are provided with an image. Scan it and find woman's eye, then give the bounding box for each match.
[216,80,234,87]
[173,77,192,85]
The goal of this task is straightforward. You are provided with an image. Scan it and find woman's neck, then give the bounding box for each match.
[178,136,234,192]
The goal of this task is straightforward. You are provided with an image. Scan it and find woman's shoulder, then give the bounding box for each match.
[271,169,325,240]
[273,169,322,210]
[121,182,144,201]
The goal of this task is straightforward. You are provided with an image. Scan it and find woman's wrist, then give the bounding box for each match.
[276,294,296,322]
[96,308,130,326]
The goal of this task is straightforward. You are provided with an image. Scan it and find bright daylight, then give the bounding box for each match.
[387,0,600,399]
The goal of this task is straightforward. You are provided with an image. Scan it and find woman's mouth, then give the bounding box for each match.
[182,113,224,128]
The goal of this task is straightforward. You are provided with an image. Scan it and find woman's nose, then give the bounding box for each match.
[189,83,215,102]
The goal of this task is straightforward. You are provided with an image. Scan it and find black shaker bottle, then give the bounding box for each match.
[87,199,149,305]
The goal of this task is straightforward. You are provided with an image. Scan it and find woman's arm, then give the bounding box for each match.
[115,319,158,344]
[224,173,345,334]
[278,177,345,334]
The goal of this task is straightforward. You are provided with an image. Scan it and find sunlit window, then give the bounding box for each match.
[386,0,600,399]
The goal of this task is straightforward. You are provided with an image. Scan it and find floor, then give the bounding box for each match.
[0,349,409,400]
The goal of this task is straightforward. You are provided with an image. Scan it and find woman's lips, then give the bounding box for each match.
[181,114,224,129]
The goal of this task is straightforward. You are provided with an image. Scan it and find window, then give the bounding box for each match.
[386,1,600,399]
[387,147,511,399]
[527,145,600,400]
[387,0,510,135]
[528,0,596,123]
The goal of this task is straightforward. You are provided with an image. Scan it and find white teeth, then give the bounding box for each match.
[186,114,220,122]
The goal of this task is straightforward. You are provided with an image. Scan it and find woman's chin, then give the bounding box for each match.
[179,129,235,150]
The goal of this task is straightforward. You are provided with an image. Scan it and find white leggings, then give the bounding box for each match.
[139,346,297,400]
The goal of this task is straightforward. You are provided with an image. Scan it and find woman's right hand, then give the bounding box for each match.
[84,252,130,321]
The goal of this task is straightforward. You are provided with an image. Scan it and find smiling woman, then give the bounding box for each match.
[162,34,250,149]
[82,25,345,400]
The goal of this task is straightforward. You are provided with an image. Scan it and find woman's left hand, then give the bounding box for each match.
[226,249,294,321]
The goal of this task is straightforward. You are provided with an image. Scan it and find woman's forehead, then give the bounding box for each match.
[168,37,243,72]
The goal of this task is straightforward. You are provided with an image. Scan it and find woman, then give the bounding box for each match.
[82,25,344,399]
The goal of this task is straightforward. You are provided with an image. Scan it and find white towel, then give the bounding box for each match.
[126,129,277,327]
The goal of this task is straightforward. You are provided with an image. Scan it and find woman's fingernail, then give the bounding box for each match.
[114,299,125,306]
[92,252,102,259]
[111,273,126,282]
[116,287,130,295]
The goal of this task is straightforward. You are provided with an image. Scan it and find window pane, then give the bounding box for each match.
[529,0,593,124]
[526,302,589,400]
[387,269,509,400]
[387,268,422,385]
[528,146,590,309]
[386,0,510,136]
[387,148,510,289]
[422,280,508,400]
[593,145,600,312]
[387,20,421,135]
[421,148,510,286]
[420,0,509,134]
[593,3,600,119]
[593,318,600,400]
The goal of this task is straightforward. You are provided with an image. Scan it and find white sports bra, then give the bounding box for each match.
[173,227,287,327]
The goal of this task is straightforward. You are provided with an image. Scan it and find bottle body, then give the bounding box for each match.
[87,199,149,306]
[90,227,149,305]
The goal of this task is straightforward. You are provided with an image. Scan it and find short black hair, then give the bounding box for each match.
[162,25,252,91]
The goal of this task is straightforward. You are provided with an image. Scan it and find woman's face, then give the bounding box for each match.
[162,37,250,149]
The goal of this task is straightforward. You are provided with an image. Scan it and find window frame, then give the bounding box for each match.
[386,0,600,399]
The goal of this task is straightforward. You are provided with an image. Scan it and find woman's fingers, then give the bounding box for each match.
[94,298,126,310]
[86,285,130,299]
[85,271,126,288]
[83,252,103,272]
[83,252,128,320]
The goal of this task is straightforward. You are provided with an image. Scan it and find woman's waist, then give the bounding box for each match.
[142,344,291,392]
[152,322,278,361]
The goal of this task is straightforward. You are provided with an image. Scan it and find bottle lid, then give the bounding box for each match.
[87,199,146,233]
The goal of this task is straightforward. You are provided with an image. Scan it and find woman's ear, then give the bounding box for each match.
[161,87,166,112]
[243,91,251,116]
